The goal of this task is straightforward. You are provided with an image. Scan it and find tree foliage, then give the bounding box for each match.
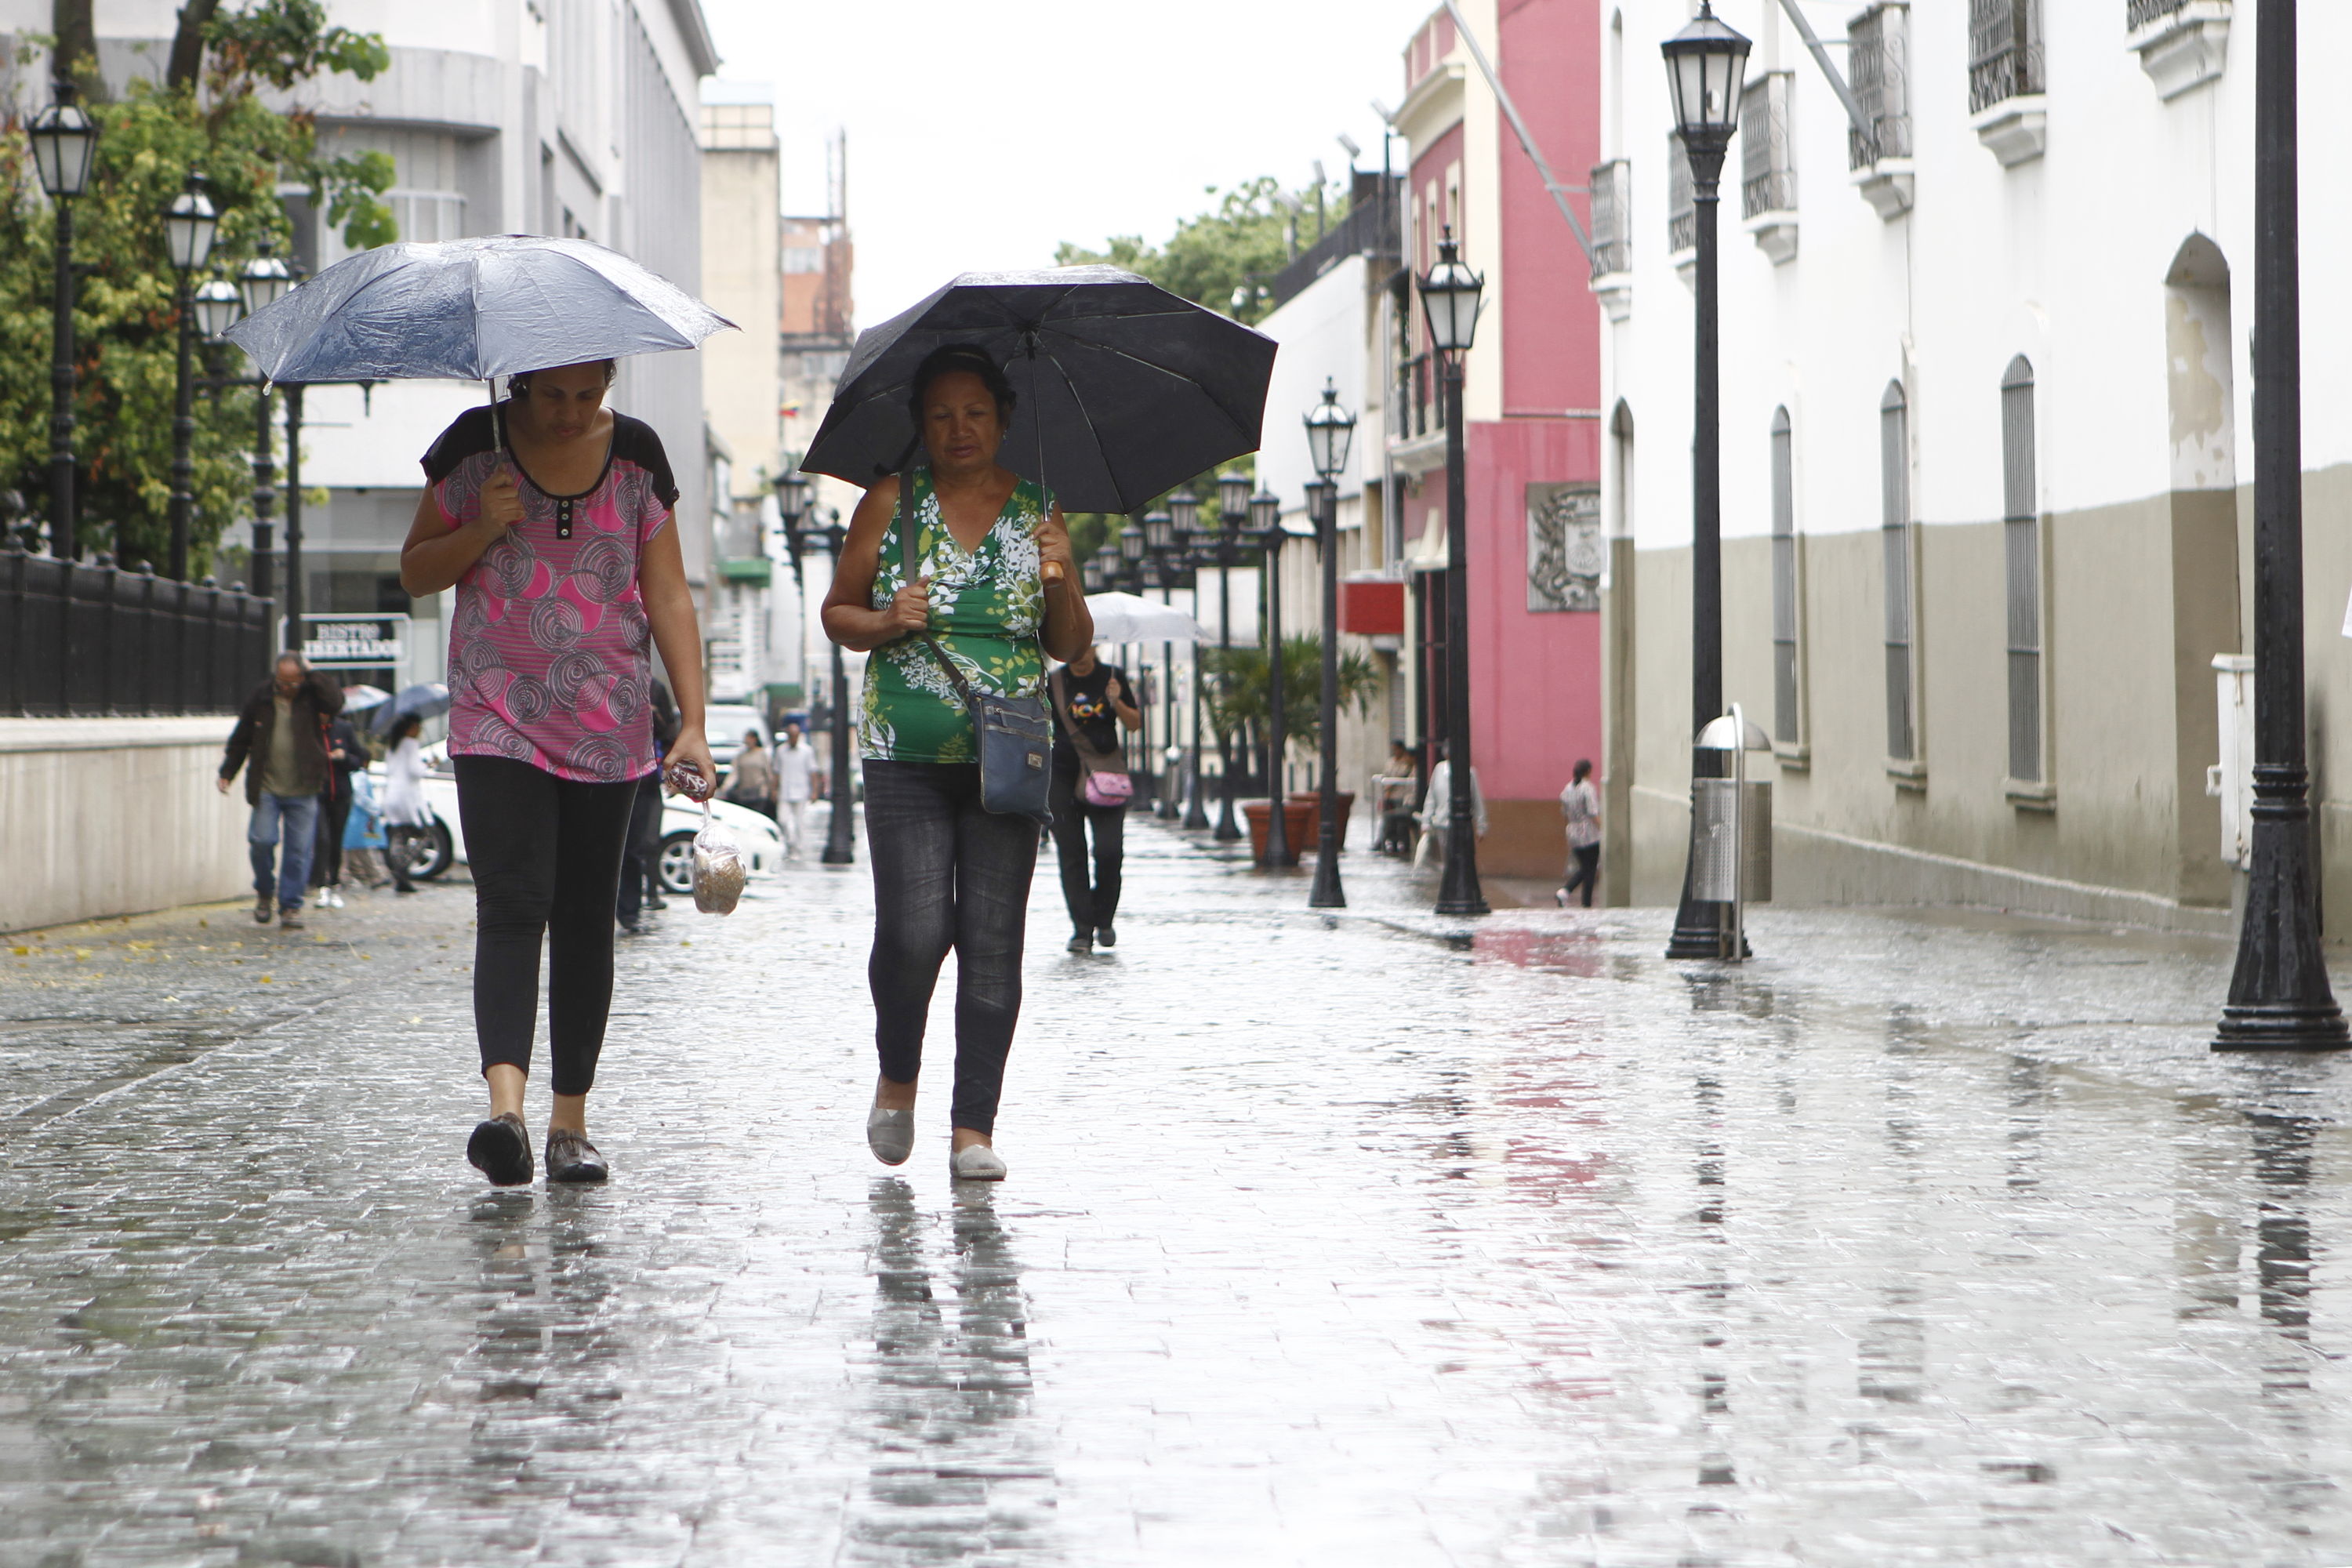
[5,0,392,575]
[1057,175,1346,328]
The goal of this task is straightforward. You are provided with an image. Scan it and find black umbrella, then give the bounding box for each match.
[800,267,1277,514]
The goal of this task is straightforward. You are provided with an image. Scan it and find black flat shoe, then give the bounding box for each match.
[467,1112,533,1187]
[546,1128,608,1184]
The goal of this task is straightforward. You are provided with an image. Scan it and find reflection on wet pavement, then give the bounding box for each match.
[1,841,2349,1563]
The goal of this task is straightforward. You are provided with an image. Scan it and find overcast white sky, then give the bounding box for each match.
[699,0,1443,329]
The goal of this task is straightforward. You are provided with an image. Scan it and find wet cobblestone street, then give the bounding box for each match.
[4,821,2351,1566]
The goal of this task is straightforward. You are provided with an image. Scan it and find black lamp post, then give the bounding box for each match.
[163,172,220,582]
[1193,474,1253,841]
[1661,2,1751,960]
[1305,379,1357,908]
[28,81,97,561]
[1247,485,1294,869]
[238,245,292,608]
[2216,0,2347,1051]
[1170,488,1212,829]
[1417,227,1487,916]
[775,474,856,865]
[1144,503,1181,818]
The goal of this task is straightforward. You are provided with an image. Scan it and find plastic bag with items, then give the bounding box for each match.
[691,799,746,914]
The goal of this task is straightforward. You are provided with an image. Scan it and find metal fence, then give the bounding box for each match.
[1741,72,1798,219]
[1588,160,1632,278]
[1969,0,2044,114]
[1849,2,1914,170]
[2,548,274,717]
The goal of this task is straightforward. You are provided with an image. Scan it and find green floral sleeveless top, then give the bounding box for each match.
[857,467,1048,764]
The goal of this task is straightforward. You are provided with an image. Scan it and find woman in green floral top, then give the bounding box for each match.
[822,345,1091,1181]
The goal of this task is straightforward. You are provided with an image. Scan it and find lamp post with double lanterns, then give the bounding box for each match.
[1142,503,1181,818]
[1189,474,1256,840]
[1417,227,1487,916]
[774,470,857,865]
[1245,485,1293,869]
[1167,488,1214,829]
[1660,2,1752,960]
[237,245,292,606]
[1304,381,1357,908]
[28,81,97,561]
[163,172,220,582]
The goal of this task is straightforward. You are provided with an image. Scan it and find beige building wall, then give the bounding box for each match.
[699,102,782,503]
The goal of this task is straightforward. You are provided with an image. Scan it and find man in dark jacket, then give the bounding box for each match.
[218,652,346,929]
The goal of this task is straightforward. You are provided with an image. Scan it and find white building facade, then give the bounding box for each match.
[1599,0,2352,930]
[5,0,720,691]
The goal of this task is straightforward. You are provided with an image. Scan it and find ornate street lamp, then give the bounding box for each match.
[1304,381,1356,909]
[164,172,219,580]
[774,474,857,864]
[1416,227,1487,916]
[1245,485,1294,869]
[1661,2,1752,960]
[238,244,292,608]
[1192,476,1254,841]
[1169,488,1214,829]
[29,81,97,561]
[1142,504,1183,818]
[2216,0,2347,1050]
[192,278,243,340]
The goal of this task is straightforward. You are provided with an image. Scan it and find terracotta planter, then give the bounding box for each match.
[1242,799,1316,864]
[1285,790,1356,851]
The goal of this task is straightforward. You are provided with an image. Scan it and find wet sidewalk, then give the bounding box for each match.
[2,825,2350,1566]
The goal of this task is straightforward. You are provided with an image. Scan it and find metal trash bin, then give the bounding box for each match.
[1691,779,1771,904]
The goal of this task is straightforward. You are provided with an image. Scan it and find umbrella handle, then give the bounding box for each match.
[1042,561,1065,586]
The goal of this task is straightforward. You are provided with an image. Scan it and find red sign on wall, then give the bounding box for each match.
[1339,579,1406,637]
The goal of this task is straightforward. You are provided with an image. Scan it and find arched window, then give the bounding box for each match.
[2002,355,2042,785]
[1880,381,1915,763]
[1770,407,1800,746]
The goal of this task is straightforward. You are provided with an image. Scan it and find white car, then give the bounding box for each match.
[367,760,786,893]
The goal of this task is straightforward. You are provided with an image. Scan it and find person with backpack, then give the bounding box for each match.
[1047,648,1141,954]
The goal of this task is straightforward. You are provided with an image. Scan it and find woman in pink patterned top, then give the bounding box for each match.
[400,358,713,1189]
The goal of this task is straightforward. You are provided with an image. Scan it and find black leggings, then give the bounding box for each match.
[1047,756,1123,932]
[862,760,1040,1134]
[314,786,352,887]
[454,755,638,1096]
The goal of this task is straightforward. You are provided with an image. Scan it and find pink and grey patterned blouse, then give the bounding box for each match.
[421,403,678,784]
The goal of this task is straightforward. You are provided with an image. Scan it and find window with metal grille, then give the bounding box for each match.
[2002,356,2042,783]
[1771,407,1799,746]
[1881,382,1915,761]
[1590,159,1632,277]
[1848,3,1913,169]
[1741,73,1797,219]
[1668,133,1694,254]
[1969,0,2044,114]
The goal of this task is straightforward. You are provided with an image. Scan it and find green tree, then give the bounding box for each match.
[3,0,393,574]
[1057,175,1345,328]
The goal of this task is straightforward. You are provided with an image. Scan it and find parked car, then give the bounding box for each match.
[363,760,786,887]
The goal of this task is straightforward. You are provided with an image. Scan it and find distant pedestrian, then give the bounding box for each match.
[1414,743,1486,869]
[723,729,777,818]
[1558,758,1602,908]
[618,675,681,932]
[379,713,431,895]
[342,766,392,889]
[218,652,346,931]
[312,713,368,908]
[773,720,815,857]
[1047,648,1141,954]
[400,357,712,1188]
[1374,739,1420,854]
[826,344,1090,1182]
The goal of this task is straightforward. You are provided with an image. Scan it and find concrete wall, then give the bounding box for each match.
[1,720,251,934]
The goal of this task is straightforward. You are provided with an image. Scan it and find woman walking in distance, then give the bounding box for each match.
[824,345,1089,1181]
[1047,647,1142,953]
[400,358,712,1186]
[1557,758,1602,908]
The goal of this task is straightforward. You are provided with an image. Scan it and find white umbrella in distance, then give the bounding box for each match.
[1083,590,1206,644]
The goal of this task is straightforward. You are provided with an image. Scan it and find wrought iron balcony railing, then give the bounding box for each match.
[1848,2,1914,169]
[1741,72,1797,218]
[1969,0,2044,114]
[1588,159,1632,277]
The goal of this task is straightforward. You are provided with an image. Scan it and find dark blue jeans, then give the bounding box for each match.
[247,792,321,912]
[862,760,1040,1134]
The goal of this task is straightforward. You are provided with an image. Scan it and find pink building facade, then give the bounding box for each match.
[1392,0,1605,879]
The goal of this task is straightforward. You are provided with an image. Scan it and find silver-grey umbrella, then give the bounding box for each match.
[222,234,733,385]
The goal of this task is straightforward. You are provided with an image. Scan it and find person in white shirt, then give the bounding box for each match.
[1414,744,1486,869]
[1558,758,1602,907]
[773,720,816,858]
